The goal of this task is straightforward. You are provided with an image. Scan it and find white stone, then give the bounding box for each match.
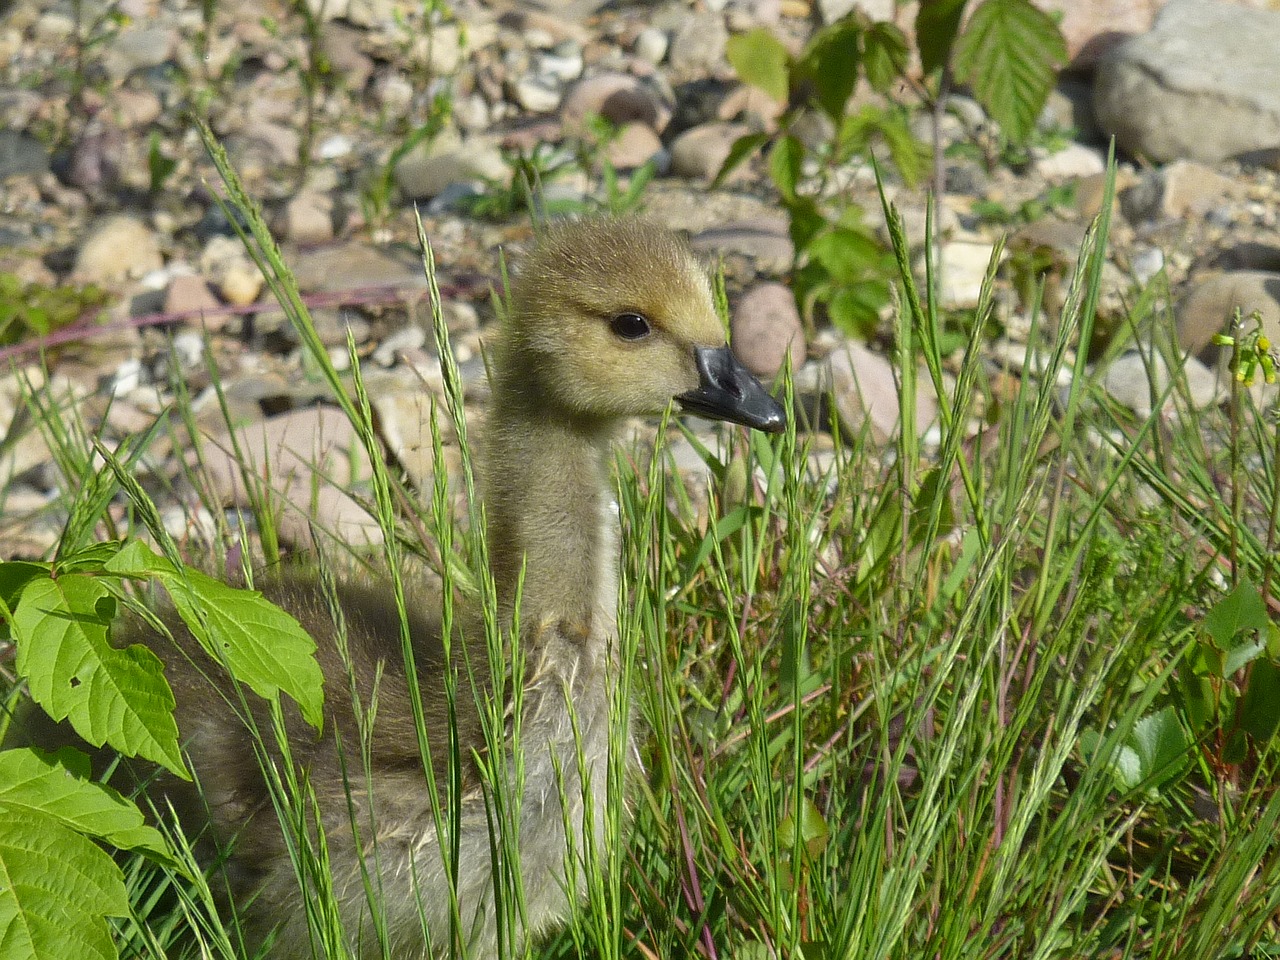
[1033,142,1106,180]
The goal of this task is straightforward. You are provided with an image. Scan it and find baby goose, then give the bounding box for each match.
[12,218,785,958]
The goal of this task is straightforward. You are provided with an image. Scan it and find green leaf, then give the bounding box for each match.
[1202,580,1270,650]
[1239,658,1280,743]
[769,135,805,201]
[52,542,123,575]
[862,22,909,94]
[11,576,186,777]
[726,28,791,103]
[713,132,770,189]
[915,0,968,75]
[779,794,830,859]
[799,18,862,123]
[0,813,127,960]
[105,541,325,729]
[0,563,49,616]
[808,227,888,285]
[953,0,1067,144]
[0,748,172,861]
[1128,707,1191,790]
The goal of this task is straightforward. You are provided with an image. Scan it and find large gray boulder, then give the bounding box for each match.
[1094,0,1280,164]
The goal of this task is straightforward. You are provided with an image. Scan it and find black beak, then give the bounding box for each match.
[677,345,787,433]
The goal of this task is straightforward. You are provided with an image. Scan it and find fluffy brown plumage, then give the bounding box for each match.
[8,217,785,958]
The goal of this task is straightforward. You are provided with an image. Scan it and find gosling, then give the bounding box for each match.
[12,217,786,958]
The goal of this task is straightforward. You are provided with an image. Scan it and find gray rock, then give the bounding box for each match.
[1101,349,1223,418]
[669,12,728,75]
[1121,160,1239,223]
[802,340,938,444]
[0,130,49,179]
[669,121,750,182]
[102,25,177,81]
[634,27,669,65]
[1094,0,1280,163]
[373,325,428,367]
[732,283,805,379]
[818,0,891,25]
[1033,142,1106,180]
[512,75,563,114]
[291,242,426,293]
[691,217,794,274]
[1177,270,1280,357]
[73,214,163,286]
[934,240,1002,309]
[393,133,507,199]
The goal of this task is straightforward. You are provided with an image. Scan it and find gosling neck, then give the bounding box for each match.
[482,380,619,636]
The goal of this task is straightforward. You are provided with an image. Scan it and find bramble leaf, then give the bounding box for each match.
[953,0,1066,143]
[0,812,128,960]
[0,748,173,860]
[726,28,791,103]
[11,575,185,777]
[862,21,909,94]
[915,0,968,75]
[105,540,325,729]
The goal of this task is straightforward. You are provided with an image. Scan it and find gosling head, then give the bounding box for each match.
[503,218,786,433]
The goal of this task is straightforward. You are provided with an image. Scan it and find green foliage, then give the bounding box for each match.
[952,0,1068,144]
[0,274,109,348]
[1,538,324,777]
[722,3,1067,338]
[0,746,176,960]
[146,130,177,196]
[722,19,923,337]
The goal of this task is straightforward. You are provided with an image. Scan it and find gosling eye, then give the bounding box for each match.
[610,312,651,341]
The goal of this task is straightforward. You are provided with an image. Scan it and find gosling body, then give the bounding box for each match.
[9,218,785,958]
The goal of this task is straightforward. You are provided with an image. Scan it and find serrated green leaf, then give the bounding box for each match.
[916,0,967,75]
[0,813,126,960]
[726,28,791,103]
[953,0,1067,143]
[11,576,185,777]
[1202,580,1270,650]
[798,18,862,123]
[862,22,909,94]
[105,541,325,729]
[0,748,173,861]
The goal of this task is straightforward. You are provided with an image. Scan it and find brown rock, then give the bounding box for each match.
[669,121,750,182]
[815,340,938,444]
[198,407,380,550]
[283,190,336,246]
[1122,160,1240,222]
[561,73,671,136]
[732,283,805,379]
[1177,271,1280,358]
[164,274,223,326]
[606,122,664,170]
[72,214,163,285]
